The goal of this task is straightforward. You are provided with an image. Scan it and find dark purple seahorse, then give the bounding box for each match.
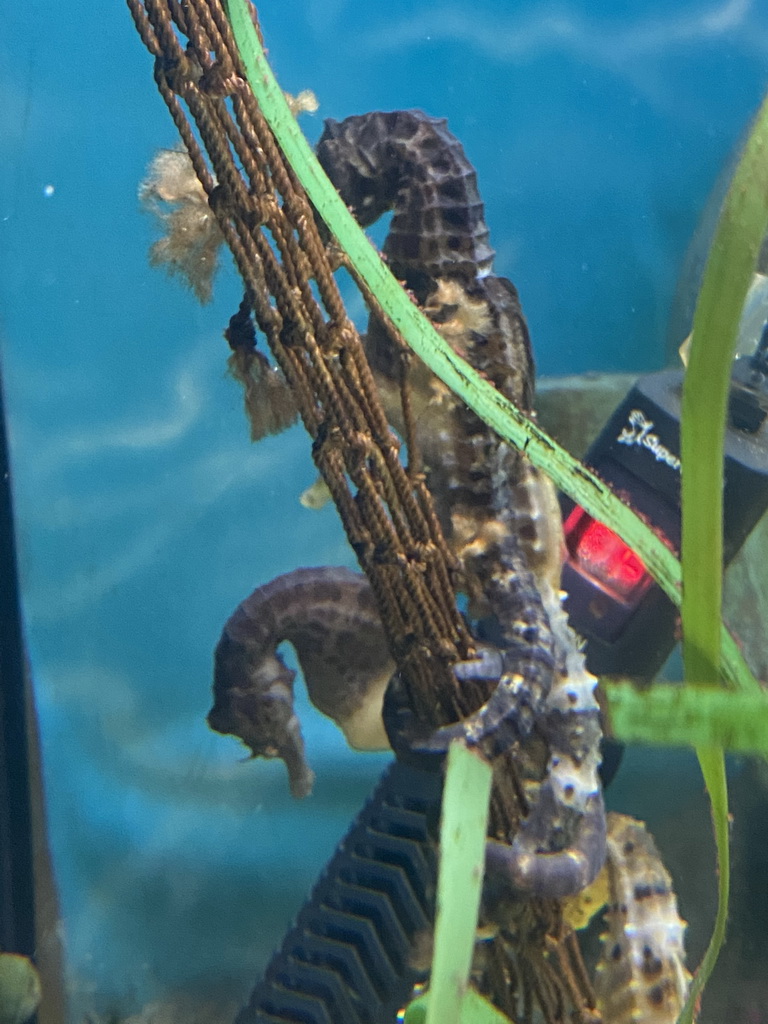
[316,109,496,296]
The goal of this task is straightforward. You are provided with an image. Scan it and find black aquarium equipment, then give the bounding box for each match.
[561,314,768,680]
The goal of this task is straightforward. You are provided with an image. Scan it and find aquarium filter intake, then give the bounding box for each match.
[236,758,441,1024]
[561,347,768,679]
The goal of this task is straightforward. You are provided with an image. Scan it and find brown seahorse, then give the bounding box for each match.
[208,566,394,799]
[209,109,605,900]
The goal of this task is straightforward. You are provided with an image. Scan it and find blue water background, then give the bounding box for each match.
[1,0,767,1016]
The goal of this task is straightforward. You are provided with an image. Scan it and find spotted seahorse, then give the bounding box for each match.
[596,813,691,1024]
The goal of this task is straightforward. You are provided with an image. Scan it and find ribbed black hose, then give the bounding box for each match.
[237,759,443,1024]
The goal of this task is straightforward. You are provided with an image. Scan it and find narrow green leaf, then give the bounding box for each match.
[682,747,729,1024]
[682,97,768,688]
[676,94,768,1024]
[602,680,768,753]
[425,741,492,1024]
[405,988,515,1024]
[684,94,768,688]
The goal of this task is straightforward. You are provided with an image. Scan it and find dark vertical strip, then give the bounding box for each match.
[0,369,36,958]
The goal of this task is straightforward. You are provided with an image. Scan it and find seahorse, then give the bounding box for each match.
[210,109,605,899]
[317,109,605,898]
[596,813,691,1024]
[208,566,394,799]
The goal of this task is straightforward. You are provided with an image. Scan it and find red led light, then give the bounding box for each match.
[564,507,651,602]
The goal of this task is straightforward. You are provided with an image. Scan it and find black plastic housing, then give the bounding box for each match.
[561,367,768,679]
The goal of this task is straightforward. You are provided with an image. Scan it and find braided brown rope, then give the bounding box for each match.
[129,0,477,727]
[127,3,598,1020]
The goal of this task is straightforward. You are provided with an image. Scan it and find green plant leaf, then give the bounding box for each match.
[602,680,768,753]
[423,741,492,1024]
[405,988,515,1024]
[676,92,768,1024]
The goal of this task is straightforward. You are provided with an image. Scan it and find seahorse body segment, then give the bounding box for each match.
[317,110,538,587]
[482,583,605,900]
[596,814,691,1024]
[316,109,496,296]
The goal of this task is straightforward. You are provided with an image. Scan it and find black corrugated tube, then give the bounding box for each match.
[237,759,443,1024]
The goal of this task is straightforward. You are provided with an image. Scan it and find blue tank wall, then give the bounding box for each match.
[1,0,766,1016]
